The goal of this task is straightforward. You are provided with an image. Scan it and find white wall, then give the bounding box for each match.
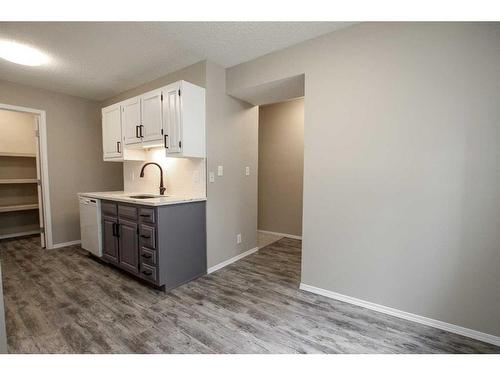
[227,22,500,337]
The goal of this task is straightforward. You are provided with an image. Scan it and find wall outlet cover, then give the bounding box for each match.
[237,233,242,244]
[209,172,215,183]
[245,166,250,176]
[217,165,224,176]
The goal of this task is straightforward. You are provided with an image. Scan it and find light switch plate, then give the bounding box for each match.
[209,172,215,183]
[237,233,242,244]
[245,166,250,176]
[217,165,224,176]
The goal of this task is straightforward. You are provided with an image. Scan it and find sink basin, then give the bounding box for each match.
[128,194,161,199]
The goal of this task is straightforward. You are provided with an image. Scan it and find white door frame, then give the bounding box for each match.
[0,102,53,249]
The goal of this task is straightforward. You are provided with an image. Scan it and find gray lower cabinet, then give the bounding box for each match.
[102,215,119,264]
[101,200,206,291]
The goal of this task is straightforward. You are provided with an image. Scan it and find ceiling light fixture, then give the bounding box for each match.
[0,40,49,66]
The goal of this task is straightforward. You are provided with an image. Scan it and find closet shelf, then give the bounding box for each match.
[0,203,39,213]
[0,179,38,184]
[0,152,36,158]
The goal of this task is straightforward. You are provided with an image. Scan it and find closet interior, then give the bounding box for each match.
[0,109,43,242]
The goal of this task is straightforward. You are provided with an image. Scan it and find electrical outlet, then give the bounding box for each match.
[236,233,242,244]
[217,165,224,176]
[209,172,215,183]
[245,166,250,176]
[193,170,200,183]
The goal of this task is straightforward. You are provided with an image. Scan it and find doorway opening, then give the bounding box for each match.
[257,97,304,249]
[0,104,51,248]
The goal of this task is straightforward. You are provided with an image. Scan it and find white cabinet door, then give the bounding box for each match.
[102,105,122,159]
[163,83,182,154]
[122,98,142,145]
[141,90,163,143]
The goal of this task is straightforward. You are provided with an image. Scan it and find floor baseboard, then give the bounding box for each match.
[300,283,500,347]
[208,247,259,274]
[50,240,81,249]
[258,229,302,240]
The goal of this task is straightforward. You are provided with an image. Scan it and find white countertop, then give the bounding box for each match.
[78,191,207,206]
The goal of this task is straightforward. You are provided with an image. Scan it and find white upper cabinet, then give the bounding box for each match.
[163,81,206,158]
[101,80,205,161]
[140,89,163,146]
[102,104,122,159]
[163,82,182,154]
[122,97,142,146]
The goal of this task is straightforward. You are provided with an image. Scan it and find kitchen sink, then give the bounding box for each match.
[128,194,162,199]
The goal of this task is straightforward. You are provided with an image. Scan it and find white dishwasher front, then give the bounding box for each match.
[79,196,102,257]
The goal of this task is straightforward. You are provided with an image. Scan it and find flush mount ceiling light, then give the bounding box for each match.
[0,40,49,66]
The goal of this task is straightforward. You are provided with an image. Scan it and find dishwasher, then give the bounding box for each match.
[79,196,102,257]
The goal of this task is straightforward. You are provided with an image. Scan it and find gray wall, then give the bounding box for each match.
[206,62,258,267]
[227,22,500,337]
[102,60,258,269]
[258,99,304,236]
[0,80,123,245]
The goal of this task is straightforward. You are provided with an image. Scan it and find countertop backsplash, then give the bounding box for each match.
[123,149,206,198]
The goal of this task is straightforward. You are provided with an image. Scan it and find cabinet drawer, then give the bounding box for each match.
[102,201,117,216]
[139,224,156,249]
[138,208,156,224]
[139,246,157,266]
[140,263,157,283]
[118,205,137,220]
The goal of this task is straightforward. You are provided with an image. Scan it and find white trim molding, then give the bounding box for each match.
[300,283,500,347]
[50,240,81,249]
[258,229,302,240]
[208,247,259,274]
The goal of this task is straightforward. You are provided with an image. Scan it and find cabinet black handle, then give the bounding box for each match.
[140,234,151,239]
[136,125,139,138]
[116,141,121,153]
[141,253,152,259]
[164,134,169,149]
[139,124,144,138]
[139,214,149,217]
[142,270,152,276]
[112,223,116,236]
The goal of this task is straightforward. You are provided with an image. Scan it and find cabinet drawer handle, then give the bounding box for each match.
[136,125,140,138]
[112,223,117,237]
[141,253,152,259]
[139,124,144,138]
[116,141,121,153]
[164,134,169,149]
[139,214,150,217]
[142,270,153,276]
[140,234,151,239]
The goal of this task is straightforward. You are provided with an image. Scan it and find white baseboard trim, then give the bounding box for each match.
[300,283,500,347]
[258,229,302,240]
[208,247,259,274]
[50,240,81,249]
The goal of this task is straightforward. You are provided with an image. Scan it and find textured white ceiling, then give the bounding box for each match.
[0,22,353,100]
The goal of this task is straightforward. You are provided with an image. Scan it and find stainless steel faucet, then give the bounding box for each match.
[140,162,166,195]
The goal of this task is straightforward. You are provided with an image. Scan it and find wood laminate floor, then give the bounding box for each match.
[0,236,498,353]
